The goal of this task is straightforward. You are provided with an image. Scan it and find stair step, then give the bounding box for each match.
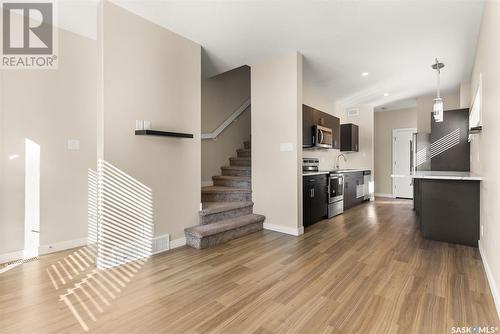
[244,140,251,149]
[199,201,254,225]
[237,148,251,158]
[201,186,252,202]
[229,157,251,167]
[212,175,251,188]
[185,214,265,249]
[221,165,251,177]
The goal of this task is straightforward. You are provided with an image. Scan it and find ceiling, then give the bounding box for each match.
[111,1,484,108]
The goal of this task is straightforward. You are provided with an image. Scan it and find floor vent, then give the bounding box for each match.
[152,234,170,254]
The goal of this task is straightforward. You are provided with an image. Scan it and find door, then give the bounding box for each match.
[392,128,416,199]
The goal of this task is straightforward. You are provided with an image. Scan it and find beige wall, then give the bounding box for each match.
[202,66,251,185]
[416,91,460,133]
[0,24,98,256]
[374,108,417,195]
[251,52,303,234]
[102,1,201,240]
[469,1,500,317]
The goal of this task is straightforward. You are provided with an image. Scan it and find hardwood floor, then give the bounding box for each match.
[1,198,498,333]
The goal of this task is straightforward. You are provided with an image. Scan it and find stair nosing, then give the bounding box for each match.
[185,214,265,238]
[199,201,254,216]
[201,186,251,193]
[212,175,251,181]
[221,165,251,170]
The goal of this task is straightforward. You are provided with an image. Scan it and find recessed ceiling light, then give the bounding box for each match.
[362,72,369,77]
[383,93,389,97]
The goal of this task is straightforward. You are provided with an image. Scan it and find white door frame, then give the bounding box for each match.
[392,128,417,198]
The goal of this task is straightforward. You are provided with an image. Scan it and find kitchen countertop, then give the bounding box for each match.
[410,171,483,181]
[303,169,370,176]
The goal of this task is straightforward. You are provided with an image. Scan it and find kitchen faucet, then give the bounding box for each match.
[336,154,347,170]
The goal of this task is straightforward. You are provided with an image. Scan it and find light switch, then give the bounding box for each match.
[280,143,293,152]
[67,139,80,150]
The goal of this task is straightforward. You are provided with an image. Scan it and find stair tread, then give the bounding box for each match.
[185,214,265,238]
[221,165,251,170]
[200,201,254,216]
[237,148,251,152]
[230,156,251,160]
[213,175,251,181]
[201,186,251,193]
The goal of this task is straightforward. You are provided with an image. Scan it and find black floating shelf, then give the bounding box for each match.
[135,129,193,138]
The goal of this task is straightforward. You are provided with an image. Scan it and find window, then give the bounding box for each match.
[469,73,482,131]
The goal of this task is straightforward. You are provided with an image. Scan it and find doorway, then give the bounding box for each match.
[24,138,40,259]
[392,128,416,199]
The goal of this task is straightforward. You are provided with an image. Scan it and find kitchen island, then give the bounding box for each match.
[412,171,482,247]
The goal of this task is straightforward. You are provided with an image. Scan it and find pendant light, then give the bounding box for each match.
[432,59,445,122]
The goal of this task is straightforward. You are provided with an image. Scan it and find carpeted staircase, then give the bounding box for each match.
[185,140,265,249]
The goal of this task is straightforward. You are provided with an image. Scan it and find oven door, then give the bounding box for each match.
[313,125,333,149]
[328,175,344,203]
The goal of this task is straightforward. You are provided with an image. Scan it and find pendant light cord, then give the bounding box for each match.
[435,58,441,99]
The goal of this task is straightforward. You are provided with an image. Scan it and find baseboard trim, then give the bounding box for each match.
[374,193,395,198]
[0,250,24,265]
[0,237,88,265]
[479,240,500,319]
[1,235,189,264]
[170,237,186,249]
[38,238,88,256]
[264,223,304,236]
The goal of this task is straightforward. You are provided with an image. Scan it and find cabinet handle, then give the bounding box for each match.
[312,188,315,197]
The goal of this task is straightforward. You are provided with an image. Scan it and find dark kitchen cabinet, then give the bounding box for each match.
[302,104,340,149]
[324,113,340,149]
[340,123,359,152]
[302,105,316,148]
[343,171,364,210]
[303,174,328,227]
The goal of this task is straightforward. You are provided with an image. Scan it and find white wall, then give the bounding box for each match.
[101,1,201,241]
[251,52,303,235]
[202,66,251,185]
[0,21,98,258]
[468,1,500,318]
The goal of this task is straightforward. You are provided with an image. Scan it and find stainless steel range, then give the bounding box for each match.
[302,158,320,172]
[328,172,344,218]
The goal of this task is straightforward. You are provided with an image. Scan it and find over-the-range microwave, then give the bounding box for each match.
[312,125,333,149]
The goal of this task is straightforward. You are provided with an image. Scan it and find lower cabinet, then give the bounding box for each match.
[303,174,328,227]
[343,172,365,210]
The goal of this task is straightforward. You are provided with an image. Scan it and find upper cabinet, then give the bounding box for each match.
[340,123,359,152]
[302,104,340,149]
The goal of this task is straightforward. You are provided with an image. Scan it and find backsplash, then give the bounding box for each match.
[303,149,340,170]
